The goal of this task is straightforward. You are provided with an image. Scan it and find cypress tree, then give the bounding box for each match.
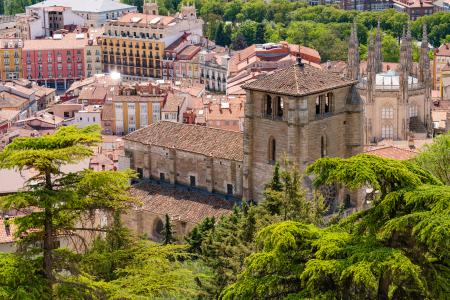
[162,214,176,245]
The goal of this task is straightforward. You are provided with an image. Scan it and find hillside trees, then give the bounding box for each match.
[415,132,450,185]
[221,154,449,299]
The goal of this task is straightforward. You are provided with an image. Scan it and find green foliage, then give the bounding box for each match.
[415,132,450,185]
[382,33,400,63]
[222,155,450,299]
[0,253,49,299]
[0,125,136,291]
[185,216,215,254]
[187,163,326,297]
[162,213,176,245]
[103,242,212,299]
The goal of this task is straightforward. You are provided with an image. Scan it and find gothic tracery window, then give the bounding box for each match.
[381,107,394,119]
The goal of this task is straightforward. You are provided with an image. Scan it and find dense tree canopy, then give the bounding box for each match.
[221,154,449,299]
[415,132,450,185]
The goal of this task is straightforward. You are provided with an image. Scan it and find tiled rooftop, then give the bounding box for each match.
[364,146,418,160]
[124,121,243,161]
[129,182,233,224]
[243,63,357,97]
[117,13,174,26]
[23,33,88,51]
[161,93,185,112]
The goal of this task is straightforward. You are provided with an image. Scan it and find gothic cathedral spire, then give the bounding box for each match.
[366,34,376,103]
[419,24,432,134]
[347,19,360,81]
[399,26,410,103]
[375,20,383,74]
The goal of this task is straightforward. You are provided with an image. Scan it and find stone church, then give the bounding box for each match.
[241,58,363,201]
[350,21,433,144]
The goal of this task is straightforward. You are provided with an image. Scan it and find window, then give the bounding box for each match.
[321,136,327,158]
[324,93,333,114]
[381,125,394,139]
[268,137,276,164]
[227,184,233,195]
[265,95,272,116]
[381,107,394,119]
[276,96,283,118]
[409,105,418,117]
[160,173,165,181]
[315,96,321,115]
[190,175,196,187]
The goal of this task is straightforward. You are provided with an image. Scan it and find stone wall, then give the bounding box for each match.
[122,209,195,242]
[124,140,243,198]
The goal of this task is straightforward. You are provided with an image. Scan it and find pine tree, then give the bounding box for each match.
[255,22,265,44]
[162,214,176,245]
[0,125,136,292]
[214,22,226,46]
[185,216,215,254]
[221,154,449,299]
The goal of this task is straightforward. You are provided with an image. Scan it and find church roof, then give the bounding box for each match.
[129,182,233,224]
[242,63,357,97]
[124,121,243,161]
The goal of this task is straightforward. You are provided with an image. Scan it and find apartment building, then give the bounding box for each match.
[434,43,450,90]
[22,33,88,90]
[393,0,434,20]
[112,95,163,135]
[0,39,23,81]
[85,29,104,78]
[101,4,203,81]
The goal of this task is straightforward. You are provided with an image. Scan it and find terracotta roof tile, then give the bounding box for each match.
[129,182,233,224]
[162,93,185,112]
[436,43,450,57]
[243,63,357,97]
[124,121,243,161]
[79,86,108,100]
[364,146,418,160]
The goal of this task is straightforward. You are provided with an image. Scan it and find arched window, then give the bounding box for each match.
[325,93,333,114]
[268,137,276,163]
[276,96,283,118]
[321,136,327,158]
[153,218,164,238]
[265,95,272,117]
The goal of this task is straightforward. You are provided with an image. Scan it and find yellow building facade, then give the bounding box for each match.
[0,39,23,80]
[102,36,165,80]
[112,95,162,135]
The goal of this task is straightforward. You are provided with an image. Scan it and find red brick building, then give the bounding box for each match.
[22,33,88,91]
